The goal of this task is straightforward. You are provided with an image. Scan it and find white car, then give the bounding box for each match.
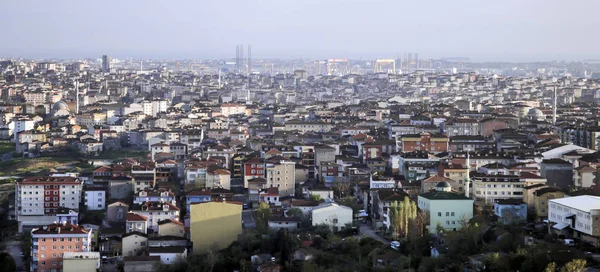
[390,241,400,250]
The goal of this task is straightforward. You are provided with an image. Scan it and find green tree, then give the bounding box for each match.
[559,259,586,272]
[0,253,16,272]
[338,196,361,214]
[389,197,417,239]
[309,194,322,202]
[545,262,557,272]
[255,202,271,234]
[286,207,303,218]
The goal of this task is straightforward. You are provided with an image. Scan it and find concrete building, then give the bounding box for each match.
[418,182,474,234]
[16,176,83,232]
[190,201,242,254]
[493,199,527,224]
[84,189,106,211]
[549,195,600,246]
[157,219,185,238]
[122,232,148,257]
[62,252,100,272]
[540,159,574,190]
[31,223,93,272]
[311,203,353,231]
[265,160,296,197]
[129,202,180,232]
[148,246,187,264]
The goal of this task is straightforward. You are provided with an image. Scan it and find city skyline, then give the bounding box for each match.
[1,0,600,62]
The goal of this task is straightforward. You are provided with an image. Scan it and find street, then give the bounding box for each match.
[5,240,25,271]
[358,223,388,244]
[242,210,256,229]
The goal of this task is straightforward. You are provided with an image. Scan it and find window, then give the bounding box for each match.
[52,246,56,249]
[446,212,449,216]
[451,212,455,216]
[438,212,441,216]
[333,219,338,224]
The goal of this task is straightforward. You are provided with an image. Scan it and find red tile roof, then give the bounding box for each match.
[126,213,148,222]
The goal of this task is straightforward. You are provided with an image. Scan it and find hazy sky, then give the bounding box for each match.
[1,0,599,61]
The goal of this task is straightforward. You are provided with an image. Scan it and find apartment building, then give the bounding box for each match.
[265,160,296,197]
[418,182,474,234]
[398,132,449,153]
[470,173,526,205]
[30,223,92,272]
[16,176,83,232]
[129,202,180,232]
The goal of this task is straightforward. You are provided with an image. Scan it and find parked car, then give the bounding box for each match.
[390,241,400,250]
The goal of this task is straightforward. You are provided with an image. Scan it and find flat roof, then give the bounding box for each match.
[63,252,100,259]
[550,195,600,213]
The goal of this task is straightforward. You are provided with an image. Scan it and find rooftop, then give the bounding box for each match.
[550,195,600,213]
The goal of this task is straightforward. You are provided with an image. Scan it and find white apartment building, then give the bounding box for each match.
[471,173,533,205]
[15,176,83,232]
[265,160,296,197]
[220,103,246,117]
[84,190,106,211]
[549,195,600,246]
[130,202,180,231]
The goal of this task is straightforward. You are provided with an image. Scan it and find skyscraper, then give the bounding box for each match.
[101,55,111,72]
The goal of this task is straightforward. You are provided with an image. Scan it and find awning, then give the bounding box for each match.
[553,222,570,230]
[565,213,576,219]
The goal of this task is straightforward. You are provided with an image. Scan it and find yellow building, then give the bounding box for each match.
[190,201,242,254]
[62,252,100,272]
[158,219,185,237]
[531,187,565,219]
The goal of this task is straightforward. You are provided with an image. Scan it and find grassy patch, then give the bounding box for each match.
[0,156,78,176]
[0,141,15,154]
[96,149,150,160]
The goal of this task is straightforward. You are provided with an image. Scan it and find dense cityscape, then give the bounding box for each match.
[0,54,599,272]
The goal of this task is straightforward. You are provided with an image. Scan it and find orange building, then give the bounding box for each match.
[399,132,449,153]
[31,223,92,272]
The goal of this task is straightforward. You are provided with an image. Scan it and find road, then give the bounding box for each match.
[242,210,256,229]
[5,240,25,270]
[358,223,388,244]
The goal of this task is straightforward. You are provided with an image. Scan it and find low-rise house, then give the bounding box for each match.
[106,201,129,223]
[268,216,300,231]
[148,246,187,265]
[62,252,101,272]
[493,199,527,224]
[126,213,149,234]
[122,232,148,257]
[130,202,180,232]
[157,219,185,238]
[311,203,353,231]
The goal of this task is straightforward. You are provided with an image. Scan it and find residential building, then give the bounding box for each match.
[493,199,527,224]
[540,159,574,190]
[157,219,185,238]
[470,173,525,205]
[130,202,180,232]
[31,223,92,272]
[190,201,242,254]
[531,187,566,219]
[398,132,449,153]
[122,232,148,257]
[106,201,129,223]
[123,256,161,272]
[418,182,474,234]
[84,188,106,211]
[126,213,149,234]
[265,159,296,197]
[243,157,265,188]
[16,176,83,232]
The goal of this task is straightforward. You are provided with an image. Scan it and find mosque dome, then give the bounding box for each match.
[51,101,71,117]
[435,181,452,192]
[527,108,545,121]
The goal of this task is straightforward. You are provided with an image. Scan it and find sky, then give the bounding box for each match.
[1,0,599,62]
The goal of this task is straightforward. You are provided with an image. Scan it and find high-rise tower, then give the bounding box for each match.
[101,55,111,72]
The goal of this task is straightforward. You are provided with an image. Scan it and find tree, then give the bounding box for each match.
[309,194,322,202]
[559,259,586,272]
[545,262,557,272]
[338,196,361,214]
[0,253,16,272]
[255,202,271,233]
[286,207,303,218]
[388,197,418,239]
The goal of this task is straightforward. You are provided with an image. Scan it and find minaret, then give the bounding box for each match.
[465,151,471,198]
[75,80,79,115]
[553,85,557,125]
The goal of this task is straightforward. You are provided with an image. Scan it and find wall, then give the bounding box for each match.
[190,202,242,254]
